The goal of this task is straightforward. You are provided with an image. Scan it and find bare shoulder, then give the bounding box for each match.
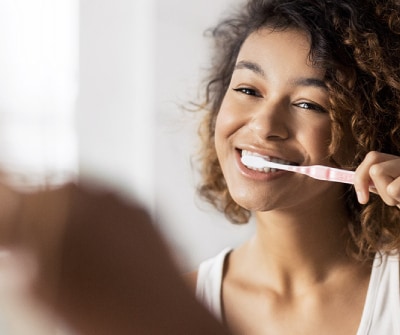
[183,270,198,294]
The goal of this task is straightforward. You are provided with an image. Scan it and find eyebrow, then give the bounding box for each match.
[235,60,266,77]
[291,77,327,90]
[234,60,327,90]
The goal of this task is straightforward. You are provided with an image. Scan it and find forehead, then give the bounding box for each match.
[237,28,325,79]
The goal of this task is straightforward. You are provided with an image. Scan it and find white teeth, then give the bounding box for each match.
[241,150,293,173]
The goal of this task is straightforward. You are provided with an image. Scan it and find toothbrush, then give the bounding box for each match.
[241,155,355,184]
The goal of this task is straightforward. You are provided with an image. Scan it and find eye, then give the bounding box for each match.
[295,101,328,113]
[233,87,262,98]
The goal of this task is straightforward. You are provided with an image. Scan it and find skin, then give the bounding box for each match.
[215,28,340,214]
[189,28,400,335]
[0,183,231,335]
[355,151,400,207]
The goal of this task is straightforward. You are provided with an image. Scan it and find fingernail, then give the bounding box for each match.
[357,191,367,204]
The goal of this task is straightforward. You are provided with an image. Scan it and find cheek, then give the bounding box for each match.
[298,119,332,160]
[314,127,332,159]
[215,99,243,145]
[331,125,357,167]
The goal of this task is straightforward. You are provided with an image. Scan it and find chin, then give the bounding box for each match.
[230,192,275,212]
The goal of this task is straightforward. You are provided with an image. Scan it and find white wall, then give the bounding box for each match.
[77,0,254,272]
[77,0,156,207]
[154,0,255,271]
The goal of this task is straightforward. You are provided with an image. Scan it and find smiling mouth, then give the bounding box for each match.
[241,150,298,173]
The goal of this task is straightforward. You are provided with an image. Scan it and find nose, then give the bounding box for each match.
[247,98,290,141]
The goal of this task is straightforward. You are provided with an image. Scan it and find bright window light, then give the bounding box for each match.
[0,0,79,189]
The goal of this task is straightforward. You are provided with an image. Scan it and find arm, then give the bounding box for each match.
[0,183,230,335]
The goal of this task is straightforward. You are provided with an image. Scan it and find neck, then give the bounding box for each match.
[249,198,356,287]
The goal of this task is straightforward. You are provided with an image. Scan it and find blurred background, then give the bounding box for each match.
[0,0,255,280]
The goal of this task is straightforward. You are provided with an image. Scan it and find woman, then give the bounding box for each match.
[189,0,400,334]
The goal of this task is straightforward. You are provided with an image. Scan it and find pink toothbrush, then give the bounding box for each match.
[241,155,355,184]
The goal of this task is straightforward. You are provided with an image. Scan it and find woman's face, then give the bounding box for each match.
[215,28,346,213]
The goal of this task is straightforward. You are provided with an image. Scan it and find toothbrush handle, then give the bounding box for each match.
[284,163,375,188]
[325,167,355,184]
[301,165,355,184]
[307,166,377,189]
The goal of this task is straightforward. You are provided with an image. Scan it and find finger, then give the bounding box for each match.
[355,151,400,205]
[387,176,400,204]
[368,186,378,194]
[371,156,400,179]
[369,164,398,206]
[354,152,378,204]
[369,158,400,206]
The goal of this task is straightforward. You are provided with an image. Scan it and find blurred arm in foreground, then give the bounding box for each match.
[0,182,229,335]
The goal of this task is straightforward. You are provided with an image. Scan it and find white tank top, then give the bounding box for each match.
[196,248,400,334]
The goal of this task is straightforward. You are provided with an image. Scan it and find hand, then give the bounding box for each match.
[354,151,400,208]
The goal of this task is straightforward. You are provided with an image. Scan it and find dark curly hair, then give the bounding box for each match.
[195,0,400,260]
